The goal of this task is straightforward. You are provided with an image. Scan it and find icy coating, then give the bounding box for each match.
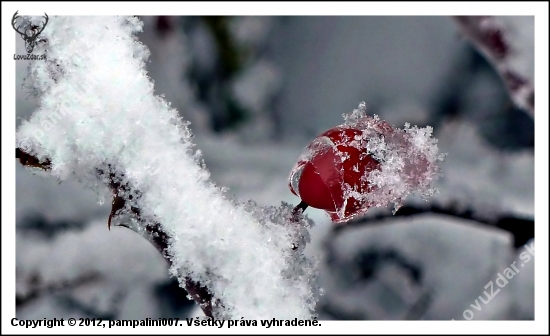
[16,16,318,319]
[289,102,445,222]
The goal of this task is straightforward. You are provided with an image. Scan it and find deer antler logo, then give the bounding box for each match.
[12,11,49,54]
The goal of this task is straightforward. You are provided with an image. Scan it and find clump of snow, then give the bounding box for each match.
[16,16,318,319]
[344,102,445,214]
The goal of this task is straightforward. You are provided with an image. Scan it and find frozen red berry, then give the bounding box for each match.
[289,126,381,222]
[289,106,443,223]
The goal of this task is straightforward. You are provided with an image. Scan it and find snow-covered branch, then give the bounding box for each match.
[453,16,534,116]
[16,16,317,319]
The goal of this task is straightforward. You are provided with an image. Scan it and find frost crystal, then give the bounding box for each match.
[16,16,317,319]
[344,105,445,215]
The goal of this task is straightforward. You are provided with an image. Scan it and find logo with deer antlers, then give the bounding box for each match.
[12,11,48,54]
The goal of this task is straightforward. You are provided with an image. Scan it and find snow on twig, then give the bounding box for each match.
[16,16,318,319]
[453,16,534,116]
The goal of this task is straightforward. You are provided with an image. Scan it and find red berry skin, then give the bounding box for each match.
[297,146,341,210]
[289,126,381,222]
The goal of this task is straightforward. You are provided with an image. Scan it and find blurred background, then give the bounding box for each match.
[15,16,534,320]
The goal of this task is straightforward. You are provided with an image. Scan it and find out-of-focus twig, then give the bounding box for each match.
[16,271,101,307]
[452,16,534,116]
[334,202,534,248]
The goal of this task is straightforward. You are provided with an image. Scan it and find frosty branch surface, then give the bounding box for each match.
[453,16,534,116]
[15,16,317,319]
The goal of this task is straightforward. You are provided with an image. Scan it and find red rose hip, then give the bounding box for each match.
[289,126,381,223]
[289,105,443,223]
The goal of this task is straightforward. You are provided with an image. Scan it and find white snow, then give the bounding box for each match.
[16,16,317,319]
